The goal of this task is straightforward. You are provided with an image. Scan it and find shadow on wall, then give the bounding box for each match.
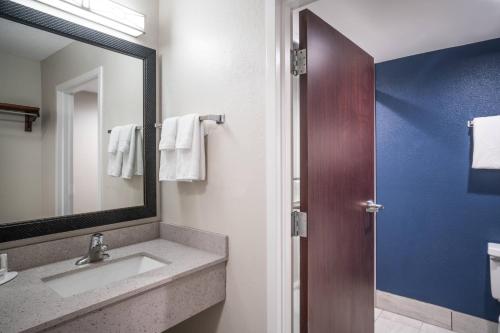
[164,302,224,333]
[376,90,443,137]
[375,89,454,139]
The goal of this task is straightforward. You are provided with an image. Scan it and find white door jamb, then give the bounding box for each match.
[55,67,103,215]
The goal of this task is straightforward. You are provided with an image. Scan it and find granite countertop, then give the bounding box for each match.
[0,239,227,333]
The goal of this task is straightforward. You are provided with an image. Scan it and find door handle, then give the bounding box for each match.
[366,200,384,213]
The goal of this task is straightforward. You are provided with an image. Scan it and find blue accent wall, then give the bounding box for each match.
[376,38,500,321]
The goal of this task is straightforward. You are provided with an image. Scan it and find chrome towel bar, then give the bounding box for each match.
[107,126,142,134]
[107,115,225,133]
[154,114,225,128]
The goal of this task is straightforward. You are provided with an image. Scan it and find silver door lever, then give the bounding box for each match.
[366,200,384,213]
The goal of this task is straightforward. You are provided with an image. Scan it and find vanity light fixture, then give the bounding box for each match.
[34,0,145,37]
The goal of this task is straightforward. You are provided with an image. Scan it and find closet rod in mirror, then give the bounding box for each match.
[0,103,40,132]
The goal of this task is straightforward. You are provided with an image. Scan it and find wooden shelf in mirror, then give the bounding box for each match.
[0,103,40,132]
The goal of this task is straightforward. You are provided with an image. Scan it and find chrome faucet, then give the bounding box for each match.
[75,233,110,266]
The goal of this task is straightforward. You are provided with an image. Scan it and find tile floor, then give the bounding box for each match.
[375,308,453,333]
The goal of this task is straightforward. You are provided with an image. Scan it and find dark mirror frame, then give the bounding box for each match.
[0,0,156,243]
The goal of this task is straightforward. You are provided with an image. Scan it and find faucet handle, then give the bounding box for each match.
[89,233,104,248]
[100,243,110,260]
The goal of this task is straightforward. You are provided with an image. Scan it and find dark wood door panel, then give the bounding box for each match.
[299,9,375,333]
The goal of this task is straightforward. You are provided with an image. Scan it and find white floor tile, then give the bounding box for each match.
[420,323,454,333]
[380,311,423,329]
[375,317,420,333]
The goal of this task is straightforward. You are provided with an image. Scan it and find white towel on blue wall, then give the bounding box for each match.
[472,115,500,169]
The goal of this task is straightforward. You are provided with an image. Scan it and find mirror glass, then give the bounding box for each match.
[0,18,144,224]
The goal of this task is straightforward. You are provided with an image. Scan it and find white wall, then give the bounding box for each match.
[73,91,98,214]
[0,50,43,223]
[159,1,267,332]
[41,41,144,216]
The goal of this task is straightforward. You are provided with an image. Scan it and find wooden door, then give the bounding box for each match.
[299,9,375,333]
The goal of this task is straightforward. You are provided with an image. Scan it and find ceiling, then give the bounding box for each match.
[301,0,500,63]
[0,18,73,61]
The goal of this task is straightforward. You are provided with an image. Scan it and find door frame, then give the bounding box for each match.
[55,66,103,215]
[267,2,379,333]
[265,1,318,333]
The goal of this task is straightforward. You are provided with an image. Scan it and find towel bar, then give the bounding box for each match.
[107,126,142,134]
[155,114,225,128]
[108,115,225,132]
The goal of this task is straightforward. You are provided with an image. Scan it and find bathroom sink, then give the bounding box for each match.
[43,254,169,297]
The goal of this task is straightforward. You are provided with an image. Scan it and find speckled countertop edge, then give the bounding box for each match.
[0,239,227,333]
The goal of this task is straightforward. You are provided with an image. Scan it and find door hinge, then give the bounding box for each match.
[291,211,307,238]
[291,49,307,76]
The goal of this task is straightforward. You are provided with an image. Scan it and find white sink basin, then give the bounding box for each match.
[43,254,169,297]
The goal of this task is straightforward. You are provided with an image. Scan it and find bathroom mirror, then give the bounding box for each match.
[0,1,156,242]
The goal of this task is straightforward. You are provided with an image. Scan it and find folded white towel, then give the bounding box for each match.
[472,115,500,169]
[108,126,121,153]
[134,131,144,177]
[118,124,134,153]
[107,125,124,177]
[107,152,123,176]
[121,125,143,179]
[176,115,206,181]
[159,117,178,150]
[159,150,177,181]
[175,114,196,149]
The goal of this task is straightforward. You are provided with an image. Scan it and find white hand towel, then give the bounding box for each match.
[134,130,144,176]
[107,126,124,177]
[176,115,206,181]
[159,150,177,181]
[121,125,143,179]
[472,115,500,169]
[175,114,196,149]
[159,117,179,181]
[108,126,121,153]
[159,117,178,150]
[108,152,123,177]
[118,124,134,153]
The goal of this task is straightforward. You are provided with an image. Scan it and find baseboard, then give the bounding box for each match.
[452,311,498,333]
[376,290,498,333]
[376,290,452,329]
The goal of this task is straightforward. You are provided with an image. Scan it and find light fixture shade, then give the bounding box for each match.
[37,0,145,37]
